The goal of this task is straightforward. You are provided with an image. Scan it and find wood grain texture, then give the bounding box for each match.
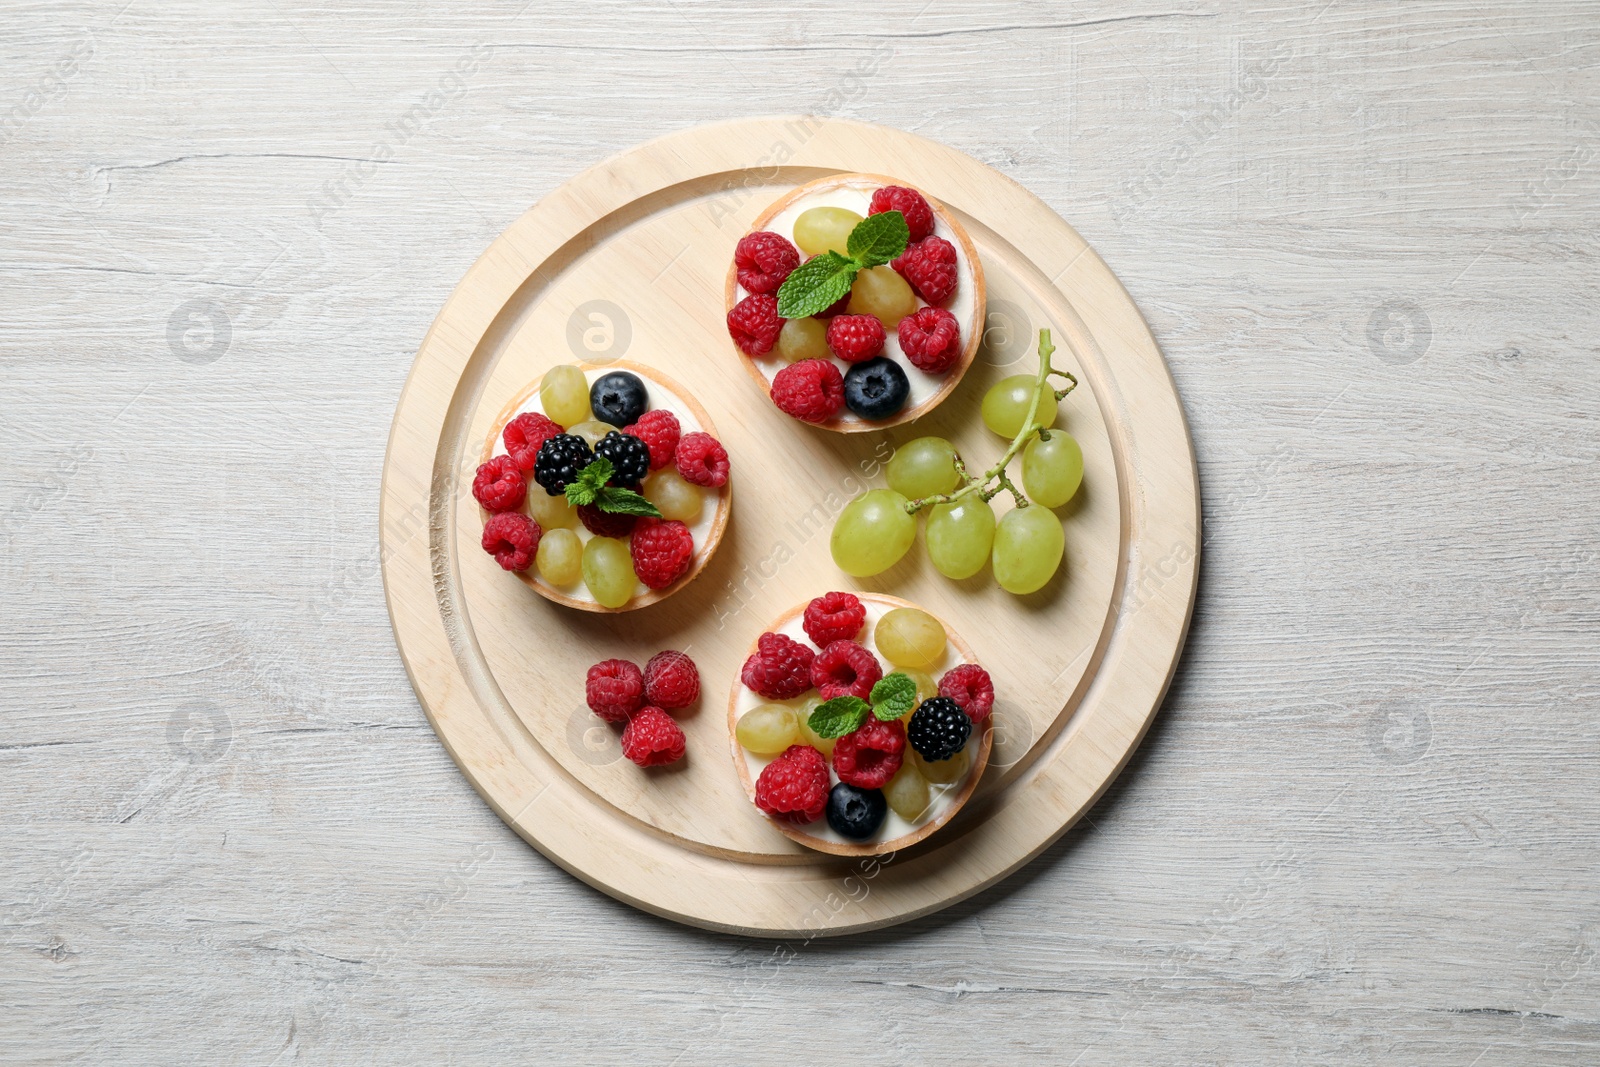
[2,0,1597,1063]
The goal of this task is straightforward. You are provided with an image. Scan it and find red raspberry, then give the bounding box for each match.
[869,185,935,242]
[472,455,526,512]
[734,231,800,295]
[643,650,700,709]
[728,293,782,356]
[755,744,828,823]
[622,409,680,470]
[939,663,994,722]
[674,431,729,488]
[803,591,865,646]
[481,512,540,572]
[832,718,905,790]
[501,412,563,471]
[825,314,886,363]
[897,306,963,374]
[741,632,816,700]
[814,289,852,318]
[770,359,844,423]
[621,706,686,767]
[630,519,695,589]
[586,658,643,723]
[811,639,883,702]
[891,235,959,305]
[578,504,637,539]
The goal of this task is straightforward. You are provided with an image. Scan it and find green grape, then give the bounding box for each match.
[925,497,996,580]
[535,528,582,586]
[1022,431,1083,508]
[847,265,918,330]
[830,489,915,577]
[981,375,1058,438]
[991,506,1064,595]
[902,669,939,703]
[776,317,829,363]
[736,704,800,755]
[568,420,612,448]
[793,206,862,256]
[581,536,636,608]
[796,697,835,756]
[541,365,591,427]
[526,488,578,530]
[886,437,960,499]
[643,468,702,523]
[911,743,971,785]
[884,763,931,821]
[875,607,946,670]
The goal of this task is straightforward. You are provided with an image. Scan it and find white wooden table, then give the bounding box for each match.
[3,2,1596,1062]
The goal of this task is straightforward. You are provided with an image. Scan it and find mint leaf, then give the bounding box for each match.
[595,485,662,518]
[869,672,918,721]
[847,209,909,268]
[776,251,860,319]
[563,457,613,507]
[808,696,869,739]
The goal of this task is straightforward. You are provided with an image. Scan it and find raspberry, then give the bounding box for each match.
[754,744,828,823]
[728,293,783,356]
[481,512,540,571]
[643,650,700,710]
[577,504,637,539]
[897,306,962,374]
[825,314,886,363]
[734,231,801,295]
[832,718,905,790]
[869,185,935,242]
[586,659,643,723]
[472,455,527,512]
[674,431,729,488]
[770,359,844,423]
[811,640,883,702]
[803,591,865,646]
[594,431,650,487]
[622,409,680,470]
[907,696,971,762]
[621,706,686,767]
[502,412,563,471]
[741,632,816,700]
[533,434,593,496]
[630,519,695,589]
[891,235,959,305]
[814,289,852,318]
[939,663,994,722]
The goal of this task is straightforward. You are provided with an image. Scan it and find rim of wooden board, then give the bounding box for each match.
[380,116,1200,937]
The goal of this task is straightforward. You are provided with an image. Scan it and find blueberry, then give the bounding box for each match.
[842,357,910,420]
[826,782,887,839]
[590,371,648,427]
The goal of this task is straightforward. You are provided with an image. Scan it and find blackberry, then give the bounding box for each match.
[593,431,650,487]
[532,433,593,496]
[842,357,910,420]
[907,696,971,762]
[826,783,887,840]
[589,371,648,427]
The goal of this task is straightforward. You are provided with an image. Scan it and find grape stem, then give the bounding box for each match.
[903,328,1077,514]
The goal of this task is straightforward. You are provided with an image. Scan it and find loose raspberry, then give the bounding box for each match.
[891,235,959,305]
[741,632,816,700]
[814,289,852,318]
[825,314,886,363]
[728,293,782,356]
[481,512,540,571]
[803,591,865,646]
[939,664,994,722]
[869,185,935,242]
[472,455,526,513]
[578,504,637,539]
[621,706,686,767]
[631,519,695,589]
[811,639,883,702]
[673,431,729,488]
[642,650,700,710]
[734,231,800,295]
[832,718,905,790]
[586,659,643,723]
[501,412,563,471]
[622,409,680,470]
[755,744,828,823]
[770,359,844,423]
[897,306,963,374]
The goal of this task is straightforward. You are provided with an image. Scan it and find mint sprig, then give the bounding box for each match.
[563,457,663,518]
[808,696,870,739]
[869,672,918,721]
[774,209,910,318]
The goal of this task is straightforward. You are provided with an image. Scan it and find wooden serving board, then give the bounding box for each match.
[380,117,1199,936]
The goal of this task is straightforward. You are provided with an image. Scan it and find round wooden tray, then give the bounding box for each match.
[380,116,1199,937]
